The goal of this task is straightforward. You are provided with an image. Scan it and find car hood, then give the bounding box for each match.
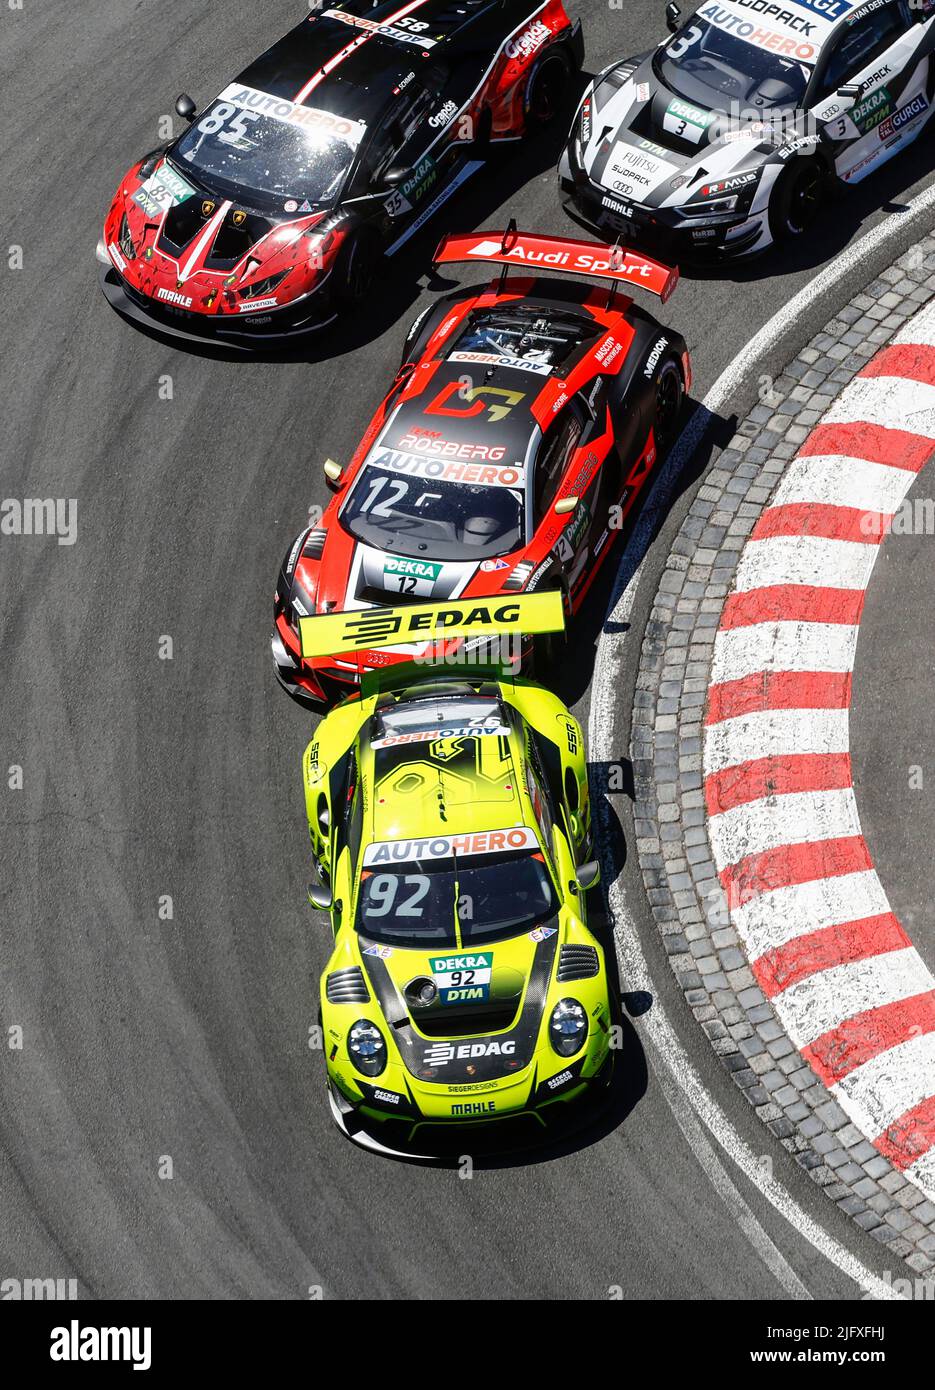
[356,922,561,1084]
[104,155,327,314]
[579,56,781,210]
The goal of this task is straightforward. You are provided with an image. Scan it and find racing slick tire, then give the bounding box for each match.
[333,226,381,307]
[525,47,574,130]
[768,157,827,242]
[652,356,685,459]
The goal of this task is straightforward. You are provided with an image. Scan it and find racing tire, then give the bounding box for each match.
[653,357,685,460]
[333,226,381,308]
[768,158,826,242]
[525,48,572,130]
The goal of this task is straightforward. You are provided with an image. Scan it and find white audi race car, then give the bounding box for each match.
[559,0,935,259]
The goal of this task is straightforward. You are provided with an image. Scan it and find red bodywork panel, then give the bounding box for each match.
[275,266,677,701]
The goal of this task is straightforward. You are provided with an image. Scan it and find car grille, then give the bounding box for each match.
[414,1003,518,1037]
[556,944,599,982]
[326,967,370,1005]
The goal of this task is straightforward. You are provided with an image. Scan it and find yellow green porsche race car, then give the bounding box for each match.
[298,593,614,1156]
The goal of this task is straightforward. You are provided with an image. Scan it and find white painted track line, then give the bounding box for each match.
[591,178,935,1298]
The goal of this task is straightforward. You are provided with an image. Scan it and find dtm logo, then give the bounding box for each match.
[423,1039,517,1066]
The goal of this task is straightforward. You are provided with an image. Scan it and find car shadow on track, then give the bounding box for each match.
[541,392,733,715]
[685,136,935,287]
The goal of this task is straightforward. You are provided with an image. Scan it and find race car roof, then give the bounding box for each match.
[374,360,542,475]
[366,714,531,845]
[238,0,495,124]
[695,0,858,62]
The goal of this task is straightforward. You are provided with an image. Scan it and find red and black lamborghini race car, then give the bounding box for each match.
[97,0,583,348]
[272,228,690,706]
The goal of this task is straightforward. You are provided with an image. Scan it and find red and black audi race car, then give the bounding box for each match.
[97,0,582,348]
[272,227,690,706]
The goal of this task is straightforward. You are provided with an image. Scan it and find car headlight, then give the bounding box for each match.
[681,194,741,220]
[348,1019,387,1077]
[240,269,290,301]
[549,998,588,1057]
[118,213,137,261]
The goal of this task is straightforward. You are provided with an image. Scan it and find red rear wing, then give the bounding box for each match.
[433,229,679,303]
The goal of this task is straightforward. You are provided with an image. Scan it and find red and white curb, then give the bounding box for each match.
[703,299,935,1202]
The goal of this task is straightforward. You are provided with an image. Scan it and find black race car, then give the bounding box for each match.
[98,0,583,346]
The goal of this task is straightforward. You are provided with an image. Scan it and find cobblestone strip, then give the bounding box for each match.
[632,237,935,1275]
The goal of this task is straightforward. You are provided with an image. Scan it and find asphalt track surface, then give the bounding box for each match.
[1,0,934,1300]
[852,462,935,981]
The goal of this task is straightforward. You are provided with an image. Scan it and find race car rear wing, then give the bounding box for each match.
[433,223,679,303]
[298,591,565,661]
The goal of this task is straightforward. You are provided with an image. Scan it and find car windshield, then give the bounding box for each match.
[355,848,557,948]
[174,87,365,207]
[654,18,811,115]
[341,456,527,561]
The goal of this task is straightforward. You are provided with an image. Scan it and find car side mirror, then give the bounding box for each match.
[307,881,333,910]
[554,495,578,515]
[323,458,344,488]
[175,93,197,124]
[383,165,412,189]
[836,83,862,102]
[665,2,682,32]
[576,860,601,892]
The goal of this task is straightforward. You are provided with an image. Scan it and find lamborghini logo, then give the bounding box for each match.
[232,209,246,227]
[201,200,216,218]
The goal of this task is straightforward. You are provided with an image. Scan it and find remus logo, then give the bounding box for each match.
[50,1321,152,1371]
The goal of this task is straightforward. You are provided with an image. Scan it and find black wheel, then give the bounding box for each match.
[653,358,684,458]
[525,49,571,129]
[333,227,380,307]
[769,159,825,241]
